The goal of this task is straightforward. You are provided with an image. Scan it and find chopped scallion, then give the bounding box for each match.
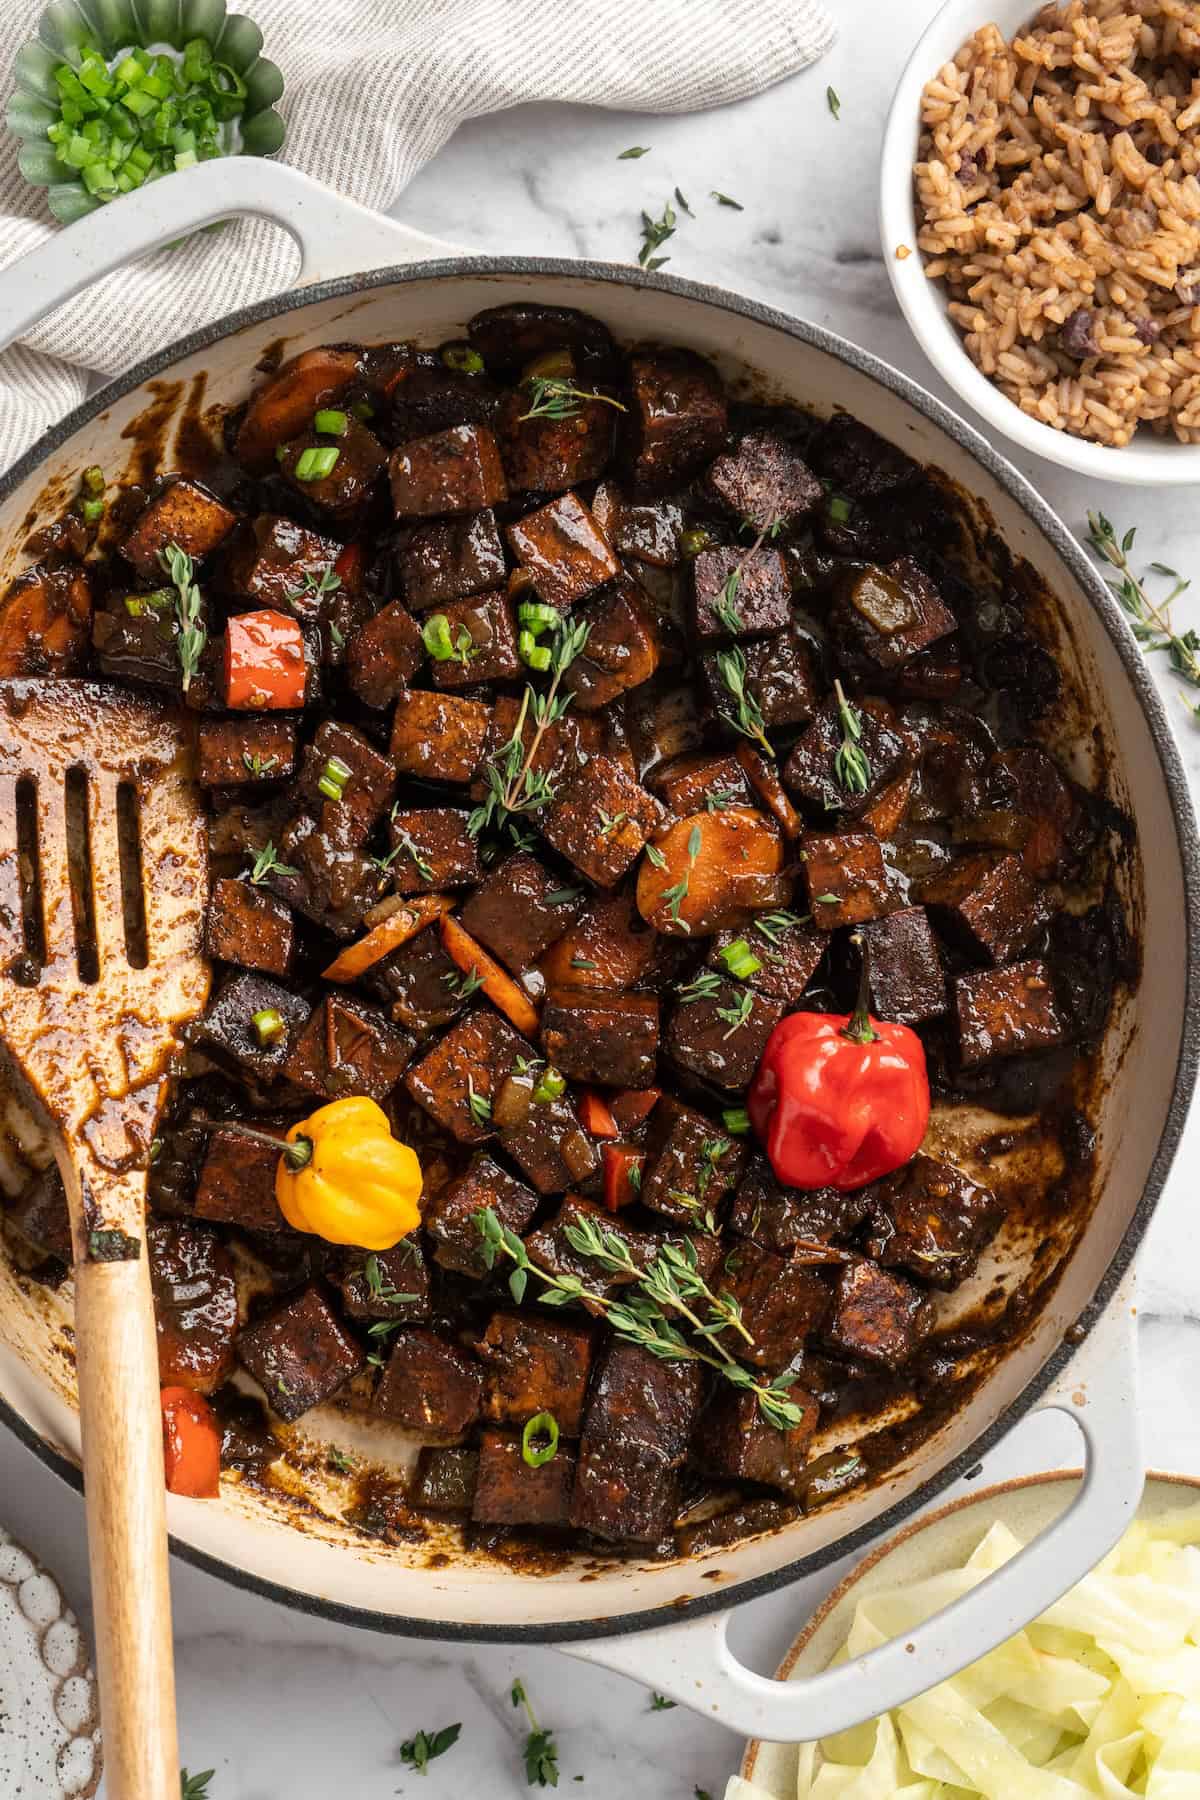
[313,408,349,437]
[252,1007,286,1046]
[294,446,340,482]
[531,1067,566,1104]
[422,614,455,661]
[828,494,852,523]
[522,1411,560,1467]
[517,600,560,634]
[718,938,763,980]
[441,344,484,374]
[722,1107,751,1135]
[317,754,351,802]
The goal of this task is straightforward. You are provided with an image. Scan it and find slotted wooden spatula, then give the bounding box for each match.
[0,678,209,1800]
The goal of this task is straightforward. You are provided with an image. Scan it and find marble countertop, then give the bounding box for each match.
[6,1,1200,1794]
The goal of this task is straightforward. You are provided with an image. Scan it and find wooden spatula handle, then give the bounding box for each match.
[74,1249,179,1799]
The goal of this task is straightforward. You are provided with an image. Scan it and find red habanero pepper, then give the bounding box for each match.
[160,1387,221,1498]
[224,609,307,709]
[748,932,930,1191]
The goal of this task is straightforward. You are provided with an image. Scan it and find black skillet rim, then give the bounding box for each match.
[0,255,1197,1645]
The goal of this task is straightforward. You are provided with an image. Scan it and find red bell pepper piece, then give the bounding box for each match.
[160,1387,221,1498]
[578,1090,620,1139]
[333,540,364,590]
[748,932,930,1191]
[224,609,307,709]
[609,1087,661,1132]
[602,1143,646,1212]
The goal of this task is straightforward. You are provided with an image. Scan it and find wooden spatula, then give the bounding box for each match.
[0,677,209,1800]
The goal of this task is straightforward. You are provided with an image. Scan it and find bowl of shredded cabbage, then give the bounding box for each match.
[732,1470,1200,1800]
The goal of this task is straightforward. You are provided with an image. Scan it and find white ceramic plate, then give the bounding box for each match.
[740,1469,1200,1795]
[0,1521,101,1798]
[880,0,1200,486]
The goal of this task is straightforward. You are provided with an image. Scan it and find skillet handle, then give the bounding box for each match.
[563,1275,1142,1743]
[0,158,461,356]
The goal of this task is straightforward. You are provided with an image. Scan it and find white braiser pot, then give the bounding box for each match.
[0,160,1195,1743]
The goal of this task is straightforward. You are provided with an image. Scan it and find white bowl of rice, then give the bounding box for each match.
[881,0,1200,484]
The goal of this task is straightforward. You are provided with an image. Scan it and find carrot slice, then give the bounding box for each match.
[736,743,802,840]
[234,345,361,472]
[161,1387,220,1498]
[440,914,540,1038]
[322,894,453,982]
[610,1087,661,1132]
[603,1143,646,1212]
[579,1090,619,1139]
[225,609,307,710]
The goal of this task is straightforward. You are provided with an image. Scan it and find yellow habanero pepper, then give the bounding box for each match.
[273,1096,422,1250]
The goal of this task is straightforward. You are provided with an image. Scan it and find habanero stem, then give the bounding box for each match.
[192,1116,312,1171]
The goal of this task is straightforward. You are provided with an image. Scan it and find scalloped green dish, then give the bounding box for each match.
[7,0,285,224]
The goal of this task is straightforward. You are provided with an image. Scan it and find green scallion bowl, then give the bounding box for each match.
[7,0,286,224]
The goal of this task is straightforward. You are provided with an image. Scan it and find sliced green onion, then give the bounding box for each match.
[718,938,763,980]
[275,444,289,464]
[350,398,375,422]
[422,614,455,661]
[81,497,104,524]
[522,1411,560,1468]
[123,589,173,617]
[531,1067,566,1104]
[441,344,484,374]
[525,644,552,672]
[294,446,340,482]
[680,527,714,559]
[181,38,213,84]
[252,1007,286,1046]
[517,600,560,633]
[828,494,852,523]
[317,754,352,801]
[81,464,105,497]
[722,1107,751,1135]
[313,408,349,437]
[518,629,539,663]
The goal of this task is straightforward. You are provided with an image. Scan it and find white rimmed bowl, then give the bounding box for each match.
[740,1468,1200,1795]
[880,0,1200,487]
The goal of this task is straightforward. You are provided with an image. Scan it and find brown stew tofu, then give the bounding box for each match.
[23,297,1128,1559]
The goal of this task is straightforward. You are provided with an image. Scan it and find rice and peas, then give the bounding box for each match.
[916,1,1200,447]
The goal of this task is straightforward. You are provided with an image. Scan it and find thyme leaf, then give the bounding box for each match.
[638,196,677,269]
[512,1680,559,1787]
[1086,512,1200,703]
[711,190,744,210]
[618,145,651,159]
[827,85,841,120]
[518,376,626,423]
[399,1722,462,1776]
[832,678,871,796]
[160,542,205,694]
[248,840,298,885]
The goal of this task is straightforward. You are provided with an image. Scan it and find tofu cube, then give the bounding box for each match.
[149,1220,238,1393]
[459,852,585,973]
[640,1097,745,1225]
[591,481,683,566]
[562,574,661,711]
[365,929,470,1038]
[505,491,619,610]
[622,347,727,496]
[386,806,481,894]
[708,917,824,1006]
[346,600,424,708]
[389,424,508,518]
[690,546,791,642]
[472,1429,577,1526]
[196,716,298,788]
[339,1238,431,1322]
[704,625,818,732]
[497,385,616,494]
[539,892,675,994]
[726,1244,832,1370]
[570,1340,703,1541]
[204,877,294,975]
[666,978,784,1092]
[868,1154,1001,1289]
[280,415,387,517]
[296,719,396,847]
[120,476,237,577]
[424,1153,539,1275]
[540,755,665,888]
[729,1155,871,1252]
[195,1125,289,1233]
[830,557,957,673]
[649,751,752,817]
[825,1260,932,1370]
[189,970,310,1082]
[858,906,946,1024]
[397,508,506,609]
[702,1384,820,1499]
[540,988,660,1089]
[702,429,823,530]
[226,514,343,616]
[405,1007,532,1143]
[282,993,415,1102]
[427,591,520,688]
[921,853,1041,966]
[783,697,910,816]
[477,1312,596,1436]
[802,832,896,930]
[499,1091,599,1194]
[955,959,1066,1067]
[374,1329,483,1439]
[237,1284,365,1422]
[390,687,490,785]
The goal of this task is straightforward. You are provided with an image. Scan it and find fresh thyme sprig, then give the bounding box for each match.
[242,751,278,779]
[752,908,807,944]
[160,542,205,693]
[248,840,298,885]
[467,1075,492,1130]
[383,813,435,882]
[518,377,627,423]
[716,987,755,1038]
[638,196,677,269]
[474,1207,806,1431]
[468,615,592,838]
[1086,512,1200,704]
[660,823,702,933]
[443,966,486,999]
[833,678,871,795]
[399,1722,462,1776]
[705,785,741,811]
[715,645,773,757]
[512,1680,559,1788]
[284,562,341,607]
[180,1771,215,1800]
[677,969,723,1004]
[649,1692,676,1711]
